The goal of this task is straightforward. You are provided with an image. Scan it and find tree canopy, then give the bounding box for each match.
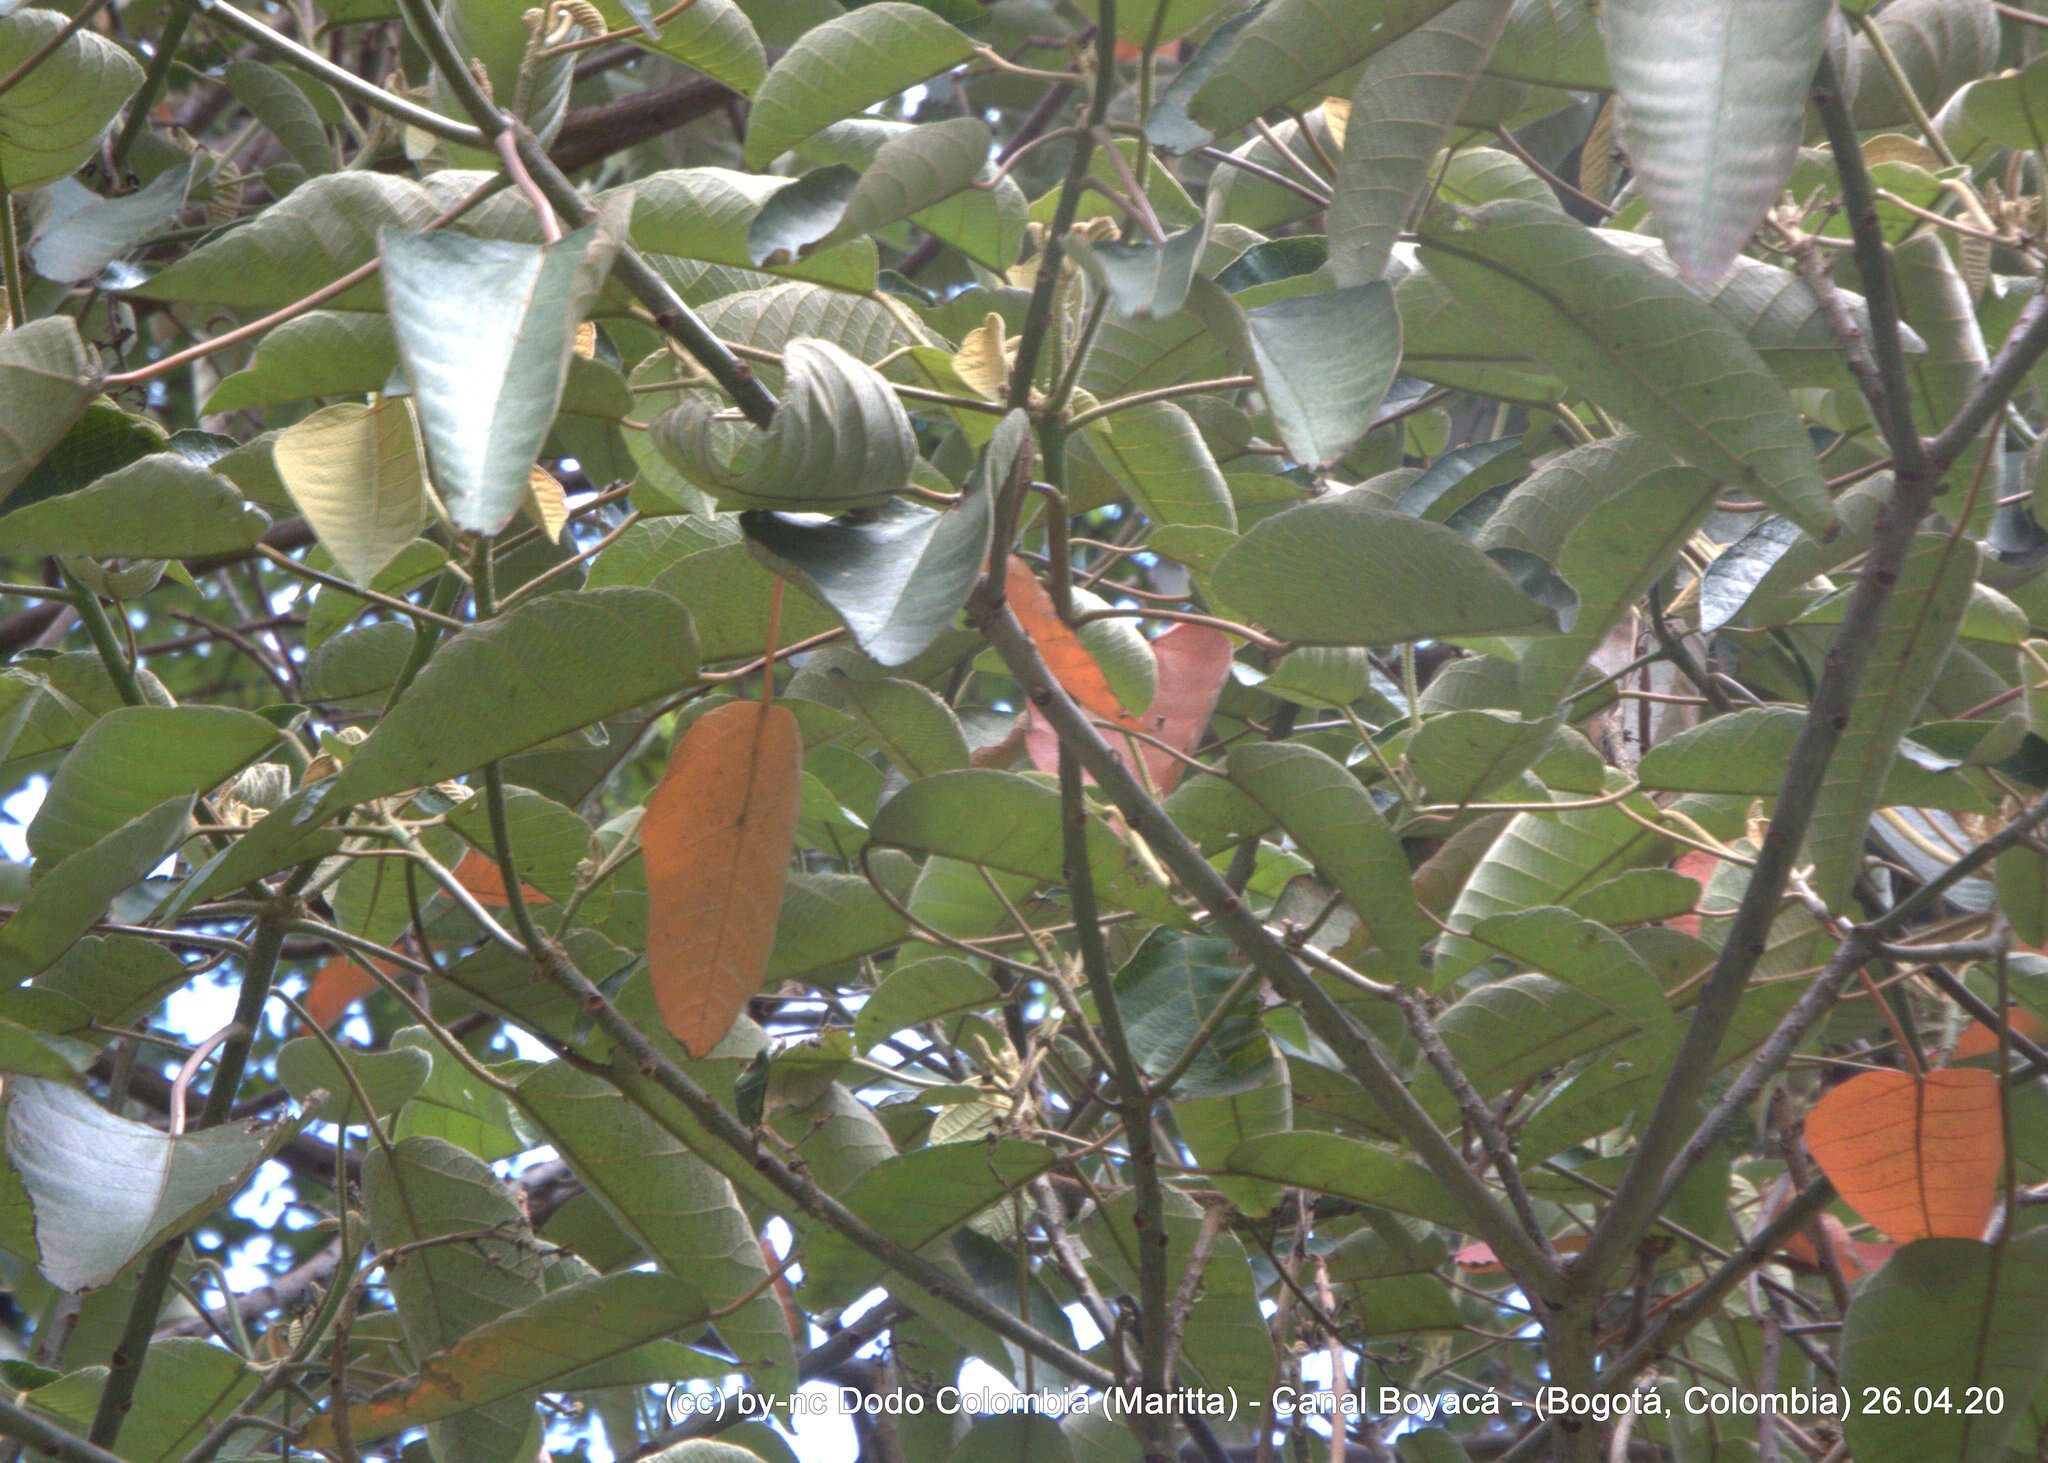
[3,2,2048,1463]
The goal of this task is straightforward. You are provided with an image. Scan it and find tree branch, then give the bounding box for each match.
[965,584,1566,1297]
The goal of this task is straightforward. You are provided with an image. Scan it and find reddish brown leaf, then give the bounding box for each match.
[303,955,393,1031]
[451,848,551,907]
[1779,1213,1893,1280]
[644,700,802,1057]
[1805,1068,2004,1243]
[1024,612,1233,793]
[1454,1234,1587,1273]
[1133,621,1235,787]
[1951,1005,2046,1062]
[1663,847,1721,937]
[1005,555,1127,724]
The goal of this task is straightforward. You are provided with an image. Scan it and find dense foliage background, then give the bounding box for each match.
[7,0,2048,1461]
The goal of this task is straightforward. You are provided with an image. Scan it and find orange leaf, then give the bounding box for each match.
[1951,1005,2046,1062]
[451,848,552,907]
[644,700,802,1057]
[1663,847,1720,937]
[1454,1234,1588,1273]
[1006,556,1127,724]
[1779,1214,1893,1281]
[302,955,394,1031]
[1805,1068,2004,1242]
[1026,622,1232,793]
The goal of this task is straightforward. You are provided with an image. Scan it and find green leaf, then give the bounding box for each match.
[642,540,844,664]
[1403,710,1556,803]
[853,955,1000,1052]
[1176,1040,1291,1215]
[319,587,700,813]
[1603,0,1830,283]
[1939,53,2048,159]
[866,769,1185,928]
[300,620,415,710]
[390,1027,525,1160]
[1070,211,1213,320]
[0,798,193,987]
[768,870,914,980]
[1894,229,1988,446]
[1433,974,1632,1098]
[1847,0,1998,131]
[0,319,97,507]
[223,60,334,175]
[652,338,916,511]
[799,118,1026,270]
[134,171,540,308]
[360,1136,548,1462]
[272,398,429,586]
[742,3,976,169]
[29,706,278,869]
[948,1417,1074,1463]
[515,1062,793,1391]
[1478,432,1720,715]
[4,1078,295,1290]
[1328,0,1514,286]
[21,1338,254,1463]
[598,0,765,93]
[818,675,970,778]
[1487,0,1606,87]
[434,0,571,146]
[29,166,191,284]
[1390,254,1562,403]
[446,785,592,904]
[1466,906,1677,1058]
[1114,930,1264,1097]
[382,222,617,535]
[1227,743,1425,985]
[8,935,188,1037]
[202,310,395,413]
[1084,0,1234,43]
[737,408,1005,665]
[0,1015,88,1080]
[1145,10,1258,154]
[1569,868,1700,927]
[1434,791,1671,986]
[276,1038,431,1126]
[161,786,342,917]
[0,8,143,190]
[1418,201,1833,534]
[1838,1235,2048,1463]
[1222,1132,1465,1228]
[627,169,878,291]
[1640,707,1991,813]
[800,1139,1057,1306]
[1081,401,1236,537]
[745,165,858,271]
[314,1271,709,1446]
[759,117,993,265]
[6,398,162,515]
[1185,0,1462,143]
[1805,533,1975,907]
[0,452,268,558]
[1210,491,1557,644]
[1198,281,1400,468]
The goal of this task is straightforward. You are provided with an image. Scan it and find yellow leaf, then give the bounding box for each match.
[523,463,568,542]
[950,313,1013,401]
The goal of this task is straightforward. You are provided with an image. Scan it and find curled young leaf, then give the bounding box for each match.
[651,337,916,510]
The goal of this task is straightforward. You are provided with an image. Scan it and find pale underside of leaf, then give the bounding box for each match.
[1604,0,1831,283]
